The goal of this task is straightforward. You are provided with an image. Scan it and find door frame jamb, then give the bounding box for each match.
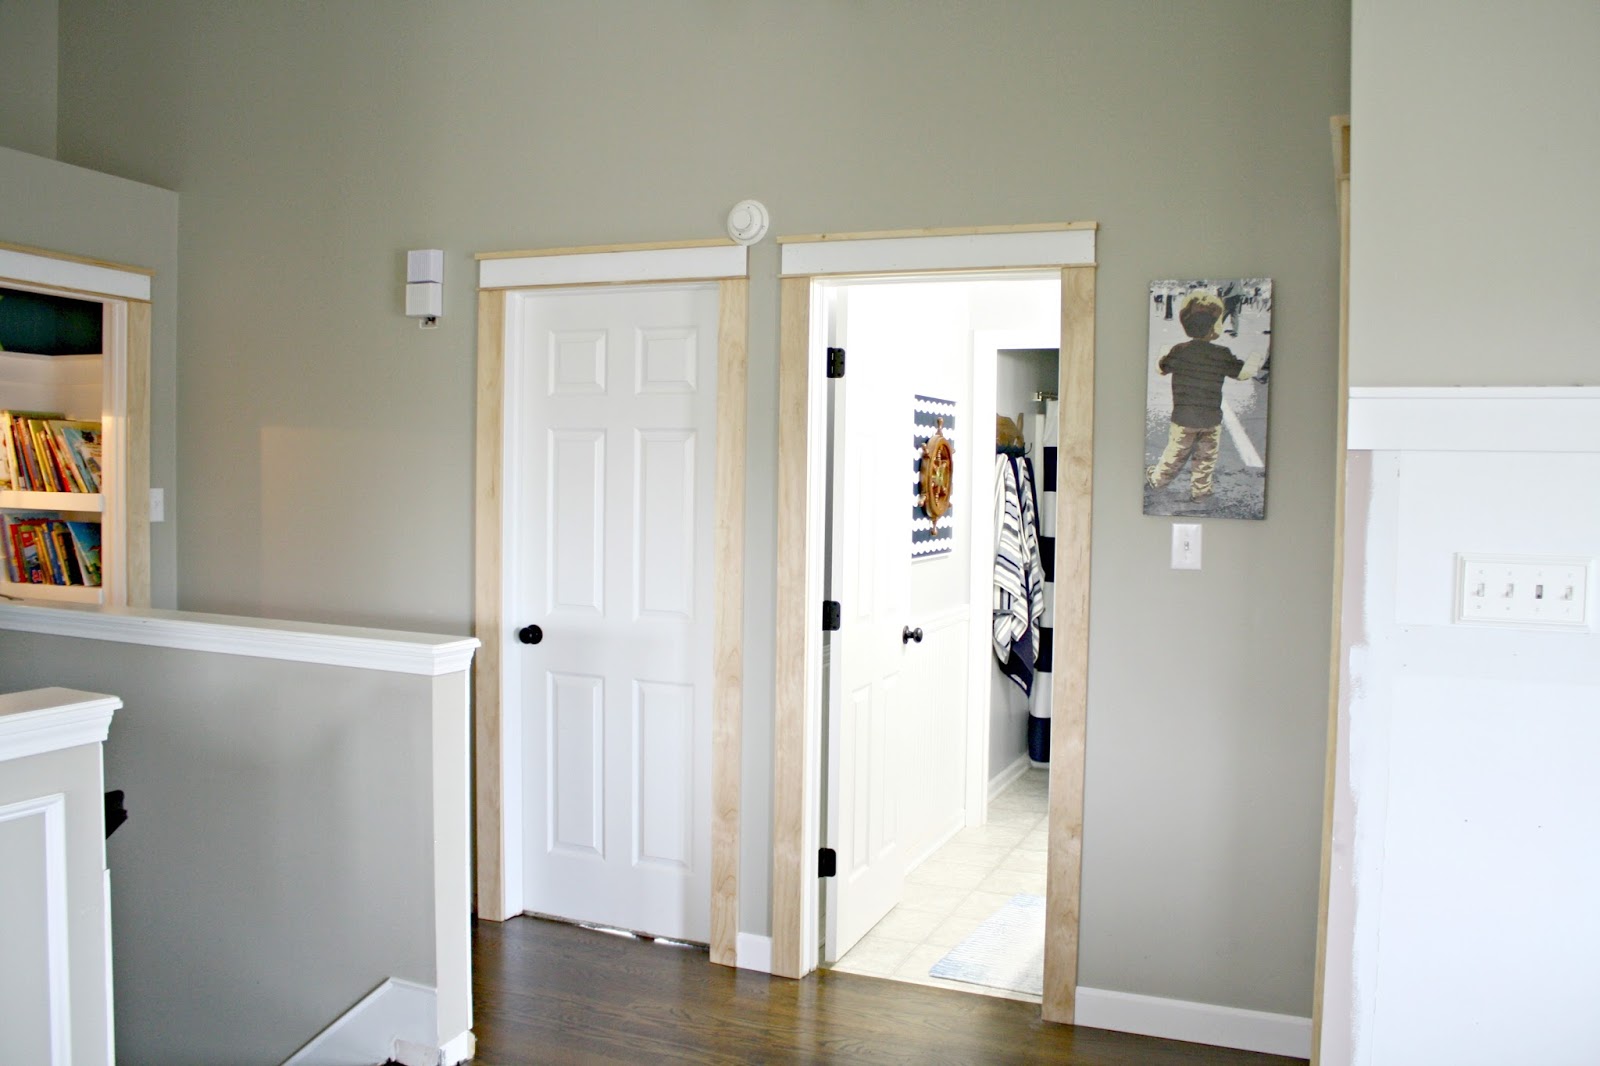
[769,224,1097,1025]
[471,240,749,971]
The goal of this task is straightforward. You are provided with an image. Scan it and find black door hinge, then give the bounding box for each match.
[827,347,846,379]
[818,847,838,878]
[822,600,842,631]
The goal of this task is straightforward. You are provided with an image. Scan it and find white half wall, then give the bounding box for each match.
[1328,390,1600,1066]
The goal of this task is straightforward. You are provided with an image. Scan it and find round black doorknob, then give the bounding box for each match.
[902,626,924,644]
[518,624,544,645]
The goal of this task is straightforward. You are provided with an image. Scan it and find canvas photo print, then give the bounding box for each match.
[1143,279,1272,520]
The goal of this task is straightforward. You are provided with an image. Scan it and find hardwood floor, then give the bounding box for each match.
[470,916,1308,1065]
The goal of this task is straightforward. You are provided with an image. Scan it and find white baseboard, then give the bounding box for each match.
[1074,986,1311,1059]
[736,933,773,974]
[988,753,1032,801]
[283,978,470,1066]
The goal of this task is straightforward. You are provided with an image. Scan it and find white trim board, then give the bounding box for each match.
[735,933,773,974]
[0,792,71,1065]
[780,229,1096,276]
[0,688,119,763]
[988,753,1032,802]
[0,247,151,302]
[282,978,472,1066]
[1347,386,1600,453]
[1074,987,1311,1059]
[0,603,479,677]
[479,244,747,289]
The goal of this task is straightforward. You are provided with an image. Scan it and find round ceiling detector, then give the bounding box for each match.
[726,200,770,245]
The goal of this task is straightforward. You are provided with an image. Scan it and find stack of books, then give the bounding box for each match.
[0,410,103,494]
[2,512,102,587]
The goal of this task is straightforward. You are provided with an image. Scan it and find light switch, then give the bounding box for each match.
[1171,523,1201,570]
[150,487,165,522]
[1456,553,1590,628]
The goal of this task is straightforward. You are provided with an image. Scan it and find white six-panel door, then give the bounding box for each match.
[510,283,718,942]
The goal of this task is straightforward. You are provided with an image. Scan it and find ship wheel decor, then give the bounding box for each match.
[918,417,955,533]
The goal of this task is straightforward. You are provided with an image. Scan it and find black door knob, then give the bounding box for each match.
[902,626,924,644]
[518,624,544,645]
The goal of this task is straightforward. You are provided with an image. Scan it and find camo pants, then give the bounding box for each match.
[1148,423,1221,498]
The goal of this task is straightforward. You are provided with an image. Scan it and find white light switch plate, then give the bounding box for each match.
[150,487,165,522]
[1455,553,1590,628]
[1171,523,1201,570]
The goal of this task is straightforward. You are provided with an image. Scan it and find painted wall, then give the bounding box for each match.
[1348,0,1600,386]
[52,1,1347,1015]
[0,0,58,158]
[0,635,440,1066]
[0,146,181,608]
[1330,4,1600,1061]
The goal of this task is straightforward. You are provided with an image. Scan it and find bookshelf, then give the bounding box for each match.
[0,241,152,608]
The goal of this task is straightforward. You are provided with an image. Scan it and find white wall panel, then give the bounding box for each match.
[1336,408,1600,1064]
[0,806,61,1066]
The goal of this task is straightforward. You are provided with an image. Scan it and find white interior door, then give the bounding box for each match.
[511,283,718,942]
[824,287,914,962]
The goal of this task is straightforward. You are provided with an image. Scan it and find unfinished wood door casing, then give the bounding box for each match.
[768,227,1097,1026]
[1310,115,1351,1066]
[770,276,814,979]
[472,245,747,973]
[1041,264,1095,1024]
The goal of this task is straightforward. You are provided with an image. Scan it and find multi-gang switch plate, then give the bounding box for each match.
[1455,554,1592,629]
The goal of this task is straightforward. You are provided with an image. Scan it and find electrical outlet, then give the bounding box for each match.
[1455,554,1590,628]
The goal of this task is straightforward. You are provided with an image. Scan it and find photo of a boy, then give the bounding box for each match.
[1143,280,1272,519]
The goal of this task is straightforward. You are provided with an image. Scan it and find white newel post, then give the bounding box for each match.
[0,687,120,1066]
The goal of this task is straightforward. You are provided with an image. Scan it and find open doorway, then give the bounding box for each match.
[770,224,1096,1026]
[816,273,1063,1003]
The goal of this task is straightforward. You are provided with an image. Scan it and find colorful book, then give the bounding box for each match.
[66,521,102,587]
[51,420,102,493]
[47,521,81,585]
[9,520,46,583]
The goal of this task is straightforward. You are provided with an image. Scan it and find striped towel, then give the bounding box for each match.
[993,454,1044,695]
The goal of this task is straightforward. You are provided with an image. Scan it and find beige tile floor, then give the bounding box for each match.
[826,768,1048,1003]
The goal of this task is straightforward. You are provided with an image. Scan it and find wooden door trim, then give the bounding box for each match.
[770,256,1098,1028]
[709,278,748,966]
[1310,114,1352,1065]
[770,276,814,978]
[472,269,748,975]
[1041,264,1095,1023]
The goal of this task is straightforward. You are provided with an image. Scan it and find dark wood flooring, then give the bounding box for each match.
[469,916,1308,1065]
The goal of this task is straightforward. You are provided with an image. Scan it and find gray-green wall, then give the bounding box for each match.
[0,146,180,608]
[52,1,1347,1016]
[1350,0,1600,386]
[0,0,57,157]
